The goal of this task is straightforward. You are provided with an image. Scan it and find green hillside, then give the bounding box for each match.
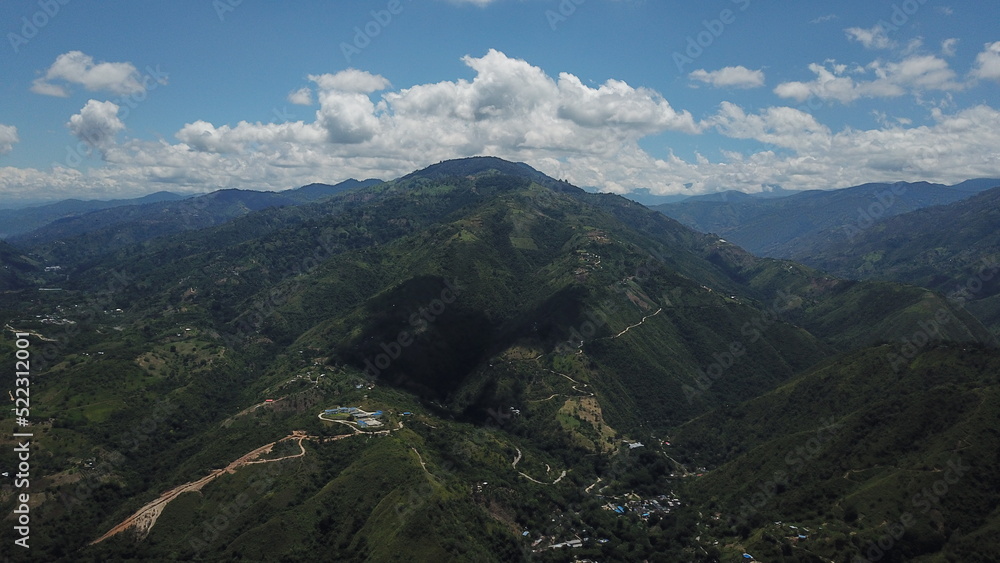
[0,158,996,562]
[0,239,39,290]
[791,187,1000,338]
[674,343,1000,562]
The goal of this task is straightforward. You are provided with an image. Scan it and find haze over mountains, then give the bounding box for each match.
[0,179,383,241]
[652,178,1000,257]
[653,178,1000,339]
[0,157,998,562]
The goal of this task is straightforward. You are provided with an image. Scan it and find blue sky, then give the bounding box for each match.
[1,0,998,203]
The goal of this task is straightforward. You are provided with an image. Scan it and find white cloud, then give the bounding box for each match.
[11,50,703,197]
[308,69,390,93]
[5,49,1000,201]
[287,87,314,105]
[556,73,700,134]
[810,14,838,24]
[689,66,765,89]
[971,41,1000,82]
[0,125,18,154]
[67,100,125,151]
[708,102,831,152]
[29,80,70,98]
[874,56,962,90]
[315,89,383,144]
[174,119,325,153]
[845,25,895,50]
[31,51,146,97]
[775,62,898,103]
[774,55,963,104]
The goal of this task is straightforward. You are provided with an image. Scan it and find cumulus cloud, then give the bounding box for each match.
[67,100,125,151]
[774,55,963,103]
[17,50,704,197]
[0,125,18,154]
[556,73,700,134]
[287,87,314,105]
[6,49,1000,201]
[383,48,700,150]
[308,69,390,93]
[31,51,146,97]
[708,102,831,152]
[8,102,1000,201]
[175,119,325,153]
[971,41,1000,82]
[775,62,899,103]
[315,89,383,144]
[689,66,765,89]
[845,25,895,50]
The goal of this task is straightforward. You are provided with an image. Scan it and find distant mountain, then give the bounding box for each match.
[793,186,1000,335]
[0,191,186,239]
[651,180,998,257]
[612,186,800,207]
[9,179,383,263]
[8,189,298,255]
[949,178,1000,192]
[678,186,802,204]
[284,178,383,201]
[614,187,690,206]
[680,190,757,203]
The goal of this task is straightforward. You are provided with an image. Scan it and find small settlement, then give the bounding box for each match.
[321,406,385,428]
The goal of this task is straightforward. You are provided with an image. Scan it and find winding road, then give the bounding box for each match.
[91,431,312,545]
[93,411,405,545]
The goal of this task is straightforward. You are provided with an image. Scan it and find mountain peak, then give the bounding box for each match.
[403,156,547,182]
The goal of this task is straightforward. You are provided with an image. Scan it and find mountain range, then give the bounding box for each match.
[652,179,1000,258]
[0,191,186,239]
[0,158,997,562]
